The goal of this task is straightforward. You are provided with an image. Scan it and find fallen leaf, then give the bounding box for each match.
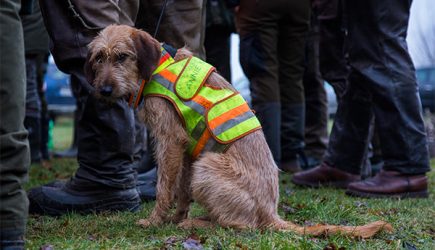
[40,244,54,250]
[235,242,248,250]
[182,238,204,250]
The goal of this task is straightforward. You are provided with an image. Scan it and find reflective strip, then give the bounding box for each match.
[212,110,256,136]
[216,116,261,142]
[184,99,206,115]
[191,129,212,159]
[209,102,251,130]
[151,75,174,92]
[191,119,207,140]
[207,94,247,121]
[159,69,178,83]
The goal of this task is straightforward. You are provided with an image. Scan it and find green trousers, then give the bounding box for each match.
[0,0,30,239]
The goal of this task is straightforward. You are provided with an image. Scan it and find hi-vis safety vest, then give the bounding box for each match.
[130,48,261,159]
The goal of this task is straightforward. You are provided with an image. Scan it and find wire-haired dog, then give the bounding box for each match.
[85,24,392,238]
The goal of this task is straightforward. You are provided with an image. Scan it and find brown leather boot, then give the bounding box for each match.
[346,171,428,198]
[291,163,360,189]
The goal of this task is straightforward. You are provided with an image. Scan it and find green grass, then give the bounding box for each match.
[26,117,435,249]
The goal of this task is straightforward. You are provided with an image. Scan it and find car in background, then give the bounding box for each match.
[44,56,76,116]
[416,67,435,112]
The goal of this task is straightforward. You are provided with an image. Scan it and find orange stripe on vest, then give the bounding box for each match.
[209,103,251,130]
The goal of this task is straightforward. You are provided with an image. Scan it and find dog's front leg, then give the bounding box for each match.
[137,138,185,228]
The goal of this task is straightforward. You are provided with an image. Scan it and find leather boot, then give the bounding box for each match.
[346,171,428,198]
[291,162,361,189]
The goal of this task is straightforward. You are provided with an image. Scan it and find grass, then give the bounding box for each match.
[26,117,435,249]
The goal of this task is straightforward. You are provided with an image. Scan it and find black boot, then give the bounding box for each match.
[28,91,141,216]
[253,102,281,164]
[280,103,305,172]
[0,231,25,250]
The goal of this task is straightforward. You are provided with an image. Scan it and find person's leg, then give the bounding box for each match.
[345,0,429,198]
[24,54,42,163]
[278,0,311,172]
[0,0,30,248]
[302,16,328,170]
[27,0,145,215]
[205,26,232,82]
[137,0,206,59]
[237,0,281,164]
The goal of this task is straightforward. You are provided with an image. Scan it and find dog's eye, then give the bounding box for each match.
[117,54,128,63]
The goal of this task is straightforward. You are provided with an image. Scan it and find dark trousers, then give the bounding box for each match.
[39,0,143,188]
[205,26,232,82]
[0,0,30,238]
[303,16,328,161]
[324,0,430,175]
[237,0,310,163]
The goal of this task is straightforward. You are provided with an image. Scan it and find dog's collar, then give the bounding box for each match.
[128,45,175,108]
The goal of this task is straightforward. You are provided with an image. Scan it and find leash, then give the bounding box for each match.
[153,0,169,38]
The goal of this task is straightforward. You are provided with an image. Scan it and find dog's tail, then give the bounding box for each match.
[271,219,393,238]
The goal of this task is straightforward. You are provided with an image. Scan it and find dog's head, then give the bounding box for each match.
[85,25,161,101]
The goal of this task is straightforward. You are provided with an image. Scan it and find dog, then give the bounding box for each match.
[85,24,392,238]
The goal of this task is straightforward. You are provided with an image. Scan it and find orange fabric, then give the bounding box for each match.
[192,95,213,109]
[159,69,178,83]
[159,53,170,65]
[191,129,212,158]
[209,103,251,130]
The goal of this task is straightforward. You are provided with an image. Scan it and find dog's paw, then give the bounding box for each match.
[136,219,152,228]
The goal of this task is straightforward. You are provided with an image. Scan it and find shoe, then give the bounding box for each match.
[0,239,24,250]
[28,177,141,216]
[291,163,361,189]
[40,168,157,204]
[346,171,428,198]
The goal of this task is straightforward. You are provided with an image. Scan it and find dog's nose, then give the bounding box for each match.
[100,85,113,96]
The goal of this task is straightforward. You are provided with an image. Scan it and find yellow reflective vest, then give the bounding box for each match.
[132,48,261,159]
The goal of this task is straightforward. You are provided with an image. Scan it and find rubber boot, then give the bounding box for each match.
[280,103,305,173]
[253,102,281,165]
[28,90,141,216]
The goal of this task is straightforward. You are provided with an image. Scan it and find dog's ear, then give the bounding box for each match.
[84,51,95,85]
[131,30,161,81]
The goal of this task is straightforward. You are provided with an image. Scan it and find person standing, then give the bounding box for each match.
[292,0,430,198]
[0,0,30,248]
[236,0,311,172]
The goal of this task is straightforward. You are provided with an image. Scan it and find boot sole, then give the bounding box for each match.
[345,189,429,199]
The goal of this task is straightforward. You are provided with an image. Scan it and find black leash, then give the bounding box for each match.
[153,0,169,38]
